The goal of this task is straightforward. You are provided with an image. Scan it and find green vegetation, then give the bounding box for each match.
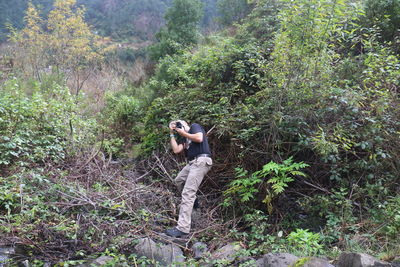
[0,0,220,42]
[217,0,251,26]
[224,158,308,214]
[149,0,204,59]
[1,0,399,265]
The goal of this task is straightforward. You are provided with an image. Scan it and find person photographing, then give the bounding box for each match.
[165,120,212,238]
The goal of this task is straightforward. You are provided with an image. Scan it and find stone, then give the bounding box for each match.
[257,252,299,267]
[134,237,185,265]
[192,242,208,259]
[91,256,114,266]
[337,252,392,267]
[76,256,114,267]
[256,257,265,267]
[210,242,242,263]
[299,257,335,267]
[0,246,14,266]
[155,233,189,247]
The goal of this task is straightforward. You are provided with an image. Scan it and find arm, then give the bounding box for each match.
[169,122,184,154]
[175,128,203,143]
[170,134,185,154]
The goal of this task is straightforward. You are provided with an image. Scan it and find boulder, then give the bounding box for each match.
[297,257,335,267]
[256,252,299,267]
[192,242,208,259]
[91,256,114,266]
[211,242,242,263]
[0,246,14,266]
[337,252,391,267]
[393,256,400,266]
[197,243,242,267]
[134,237,185,265]
[77,256,114,267]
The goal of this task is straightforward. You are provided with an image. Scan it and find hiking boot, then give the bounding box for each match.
[193,198,200,209]
[165,227,188,238]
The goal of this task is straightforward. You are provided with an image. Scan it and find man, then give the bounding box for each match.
[165,120,212,238]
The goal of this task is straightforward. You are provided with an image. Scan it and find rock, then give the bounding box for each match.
[297,257,335,267]
[134,237,185,265]
[256,257,265,267]
[257,252,299,267]
[196,243,241,267]
[238,257,258,266]
[91,256,114,266]
[192,242,208,259]
[210,242,242,263]
[0,246,14,266]
[337,252,391,267]
[77,256,114,267]
[155,233,189,247]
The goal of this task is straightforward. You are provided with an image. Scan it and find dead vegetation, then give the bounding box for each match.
[1,146,233,264]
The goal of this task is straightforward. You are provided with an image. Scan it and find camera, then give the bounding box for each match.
[175,121,183,129]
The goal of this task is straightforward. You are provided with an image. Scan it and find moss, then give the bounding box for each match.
[291,257,311,267]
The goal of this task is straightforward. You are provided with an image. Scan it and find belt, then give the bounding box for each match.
[189,154,211,161]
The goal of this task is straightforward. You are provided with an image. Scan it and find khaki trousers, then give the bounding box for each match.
[174,157,212,233]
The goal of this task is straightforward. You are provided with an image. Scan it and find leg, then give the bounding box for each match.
[176,157,212,233]
[174,163,191,192]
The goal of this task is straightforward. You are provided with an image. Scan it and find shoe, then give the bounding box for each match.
[165,227,188,238]
[193,198,200,209]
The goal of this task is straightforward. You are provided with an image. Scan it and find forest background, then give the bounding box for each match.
[0,0,399,266]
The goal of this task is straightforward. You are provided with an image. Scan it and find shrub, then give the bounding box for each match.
[224,157,308,214]
[0,78,96,168]
[287,228,324,256]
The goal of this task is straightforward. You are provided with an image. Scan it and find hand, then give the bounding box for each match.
[175,127,185,136]
[169,121,176,133]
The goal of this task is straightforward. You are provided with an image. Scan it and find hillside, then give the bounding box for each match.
[0,0,399,266]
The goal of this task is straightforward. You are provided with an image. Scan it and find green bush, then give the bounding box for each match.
[287,229,324,256]
[0,78,93,167]
[224,157,308,214]
[110,0,400,255]
[362,0,400,43]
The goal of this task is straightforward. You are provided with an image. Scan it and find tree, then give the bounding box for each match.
[362,0,400,43]
[149,0,203,60]
[217,0,251,26]
[10,0,109,94]
[0,0,54,42]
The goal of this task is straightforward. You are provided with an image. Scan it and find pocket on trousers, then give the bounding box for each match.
[195,157,212,167]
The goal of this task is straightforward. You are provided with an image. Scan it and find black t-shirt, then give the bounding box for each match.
[186,123,211,160]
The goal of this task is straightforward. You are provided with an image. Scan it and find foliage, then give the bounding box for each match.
[361,0,400,44]
[235,0,282,43]
[229,210,279,254]
[138,0,400,255]
[287,229,324,256]
[1,0,400,263]
[216,0,251,26]
[102,93,143,132]
[9,0,110,94]
[149,0,204,59]
[0,0,221,43]
[0,0,54,42]
[375,196,400,240]
[224,157,308,213]
[0,77,95,168]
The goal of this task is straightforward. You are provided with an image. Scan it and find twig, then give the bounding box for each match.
[206,125,216,136]
[154,154,174,182]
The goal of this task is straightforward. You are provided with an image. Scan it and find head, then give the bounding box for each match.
[174,120,190,132]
